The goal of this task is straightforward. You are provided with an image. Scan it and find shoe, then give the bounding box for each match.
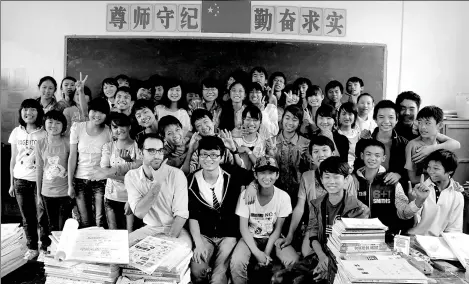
[24,249,39,260]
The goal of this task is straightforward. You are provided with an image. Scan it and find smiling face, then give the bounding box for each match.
[357,95,374,116]
[399,99,418,125]
[164,124,184,146]
[45,118,63,136]
[311,145,333,168]
[361,145,385,170]
[21,107,38,125]
[427,160,449,184]
[282,111,300,134]
[347,81,362,96]
[339,109,355,128]
[230,83,245,103]
[272,76,285,91]
[286,93,300,106]
[103,83,117,99]
[249,89,263,104]
[137,88,152,100]
[199,149,222,171]
[111,123,130,140]
[327,86,342,103]
[187,92,201,105]
[202,85,218,102]
[252,71,266,86]
[307,91,323,108]
[316,114,335,132]
[168,85,182,102]
[40,80,56,100]
[243,112,261,134]
[194,116,215,136]
[255,170,279,188]
[321,172,346,194]
[135,107,156,128]
[88,109,107,126]
[115,91,133,111]
[376,108,397,133]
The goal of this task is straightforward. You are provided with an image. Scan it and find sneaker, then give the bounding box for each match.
[24,249,39,260]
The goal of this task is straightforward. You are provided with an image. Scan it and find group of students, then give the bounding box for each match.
[8,67,465,284]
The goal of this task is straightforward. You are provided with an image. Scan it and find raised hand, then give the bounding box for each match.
[75,72,88,93]
[219,129,237,152]
[119,149,134,163]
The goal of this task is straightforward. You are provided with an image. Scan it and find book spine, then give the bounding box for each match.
[122,268,180,279]
[123,272,177,283]
[338,243,389,253]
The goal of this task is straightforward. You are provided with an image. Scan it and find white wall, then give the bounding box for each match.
[400,1,469,110]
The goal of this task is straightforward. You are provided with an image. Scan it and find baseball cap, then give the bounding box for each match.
[254,156,279,172]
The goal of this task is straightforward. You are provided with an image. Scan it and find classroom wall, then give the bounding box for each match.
[1,1,468,142]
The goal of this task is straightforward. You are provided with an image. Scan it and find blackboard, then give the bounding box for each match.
[65,36,386,101]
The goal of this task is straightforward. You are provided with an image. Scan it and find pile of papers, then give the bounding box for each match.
[44,219,129,284]
[1,223,27,277]
[121,236,192,284]
[327,218,390,259]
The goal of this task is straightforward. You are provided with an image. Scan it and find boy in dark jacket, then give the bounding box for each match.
[188,136,254,284]
[307,156,369,281]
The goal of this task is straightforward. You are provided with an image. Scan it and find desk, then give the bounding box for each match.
[427,266,467,284]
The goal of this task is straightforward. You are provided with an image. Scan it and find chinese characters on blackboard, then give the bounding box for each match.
[106,3,346,37]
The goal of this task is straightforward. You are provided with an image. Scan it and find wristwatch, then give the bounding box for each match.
[231,148,239,155]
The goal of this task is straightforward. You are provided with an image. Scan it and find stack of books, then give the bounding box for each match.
[327,218,391,259]
[44,219,129,284]
[123,236,193,284]
[1,223,27,277]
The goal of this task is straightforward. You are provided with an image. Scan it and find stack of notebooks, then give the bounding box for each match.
[327,218,391,259]
[120,236,193,284]
[44,219,129,284]
[1,223,27,277]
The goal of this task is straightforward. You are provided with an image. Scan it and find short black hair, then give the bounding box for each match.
[18,99,44,128]
[293,77,312,89]
[247,82,264,94]
[346,76,364,87]
[115,74,130,83]
[43,110,67,134]
[59,76,76,90]
[325,80,344,94]
[116,86,137,101]
[361,139,385,155]
[191,108,213,130]
[315,103,337,124]
[373,100,399,120]
[131,99,155,117]
[250,66,268,79]
[109,112,131,127]
[88,97,111,117]
[137,132,162,150]
[268,71,286,87]
[38,76,58,91]
[357,93,374,103]
[197,136,226,158]
[310,135,335,153]
[242,104,263,122]
[201,77,219,89]
[158,115,183,138]
[416,105,444,124]
[426,150,458,177]
[396,91,421,109]
[282,104,304,126]
[319,156,350,178]
[338,102,358,129]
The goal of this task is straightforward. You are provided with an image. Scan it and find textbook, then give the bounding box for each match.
[55,219,129,264]
[414,235,457,261]
[442,232,469,268]
[340,218,389,230]
[1,223,27,278]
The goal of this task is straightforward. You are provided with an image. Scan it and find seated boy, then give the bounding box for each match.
[158,115,190,169]
[324,80,343,111]
[230,156,298,284]
[355,93,377,138]
[278,136,362,257]
[188,136,254,284]
[405,106,460,185]
[307,156,369,281]
[400,150,464,236]
[184,109,243,174]
[342,77,364,104]
[353,139,414,241]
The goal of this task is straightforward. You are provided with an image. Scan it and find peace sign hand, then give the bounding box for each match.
[76,72,88,93]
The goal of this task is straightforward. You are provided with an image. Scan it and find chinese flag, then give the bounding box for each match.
[202,0,251,33]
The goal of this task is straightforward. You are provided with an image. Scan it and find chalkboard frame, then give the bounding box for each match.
[64,35,387,99]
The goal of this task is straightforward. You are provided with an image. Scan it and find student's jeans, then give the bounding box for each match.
[74,178,106,228]
[230,237,299,284]
[190,236,237,284]
[42,196,72,232]
[14,178,50,250]
[104,198,134,232]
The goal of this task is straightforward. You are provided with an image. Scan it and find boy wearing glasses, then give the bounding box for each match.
[188,136,254,284]
[124,133,191,248]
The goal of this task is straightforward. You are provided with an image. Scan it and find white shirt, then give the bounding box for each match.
[236,187,292,238]
[125,164,189,227]
[357,115,377,133]
[154,105,192,134]
[8,126,47,181]
[194,168,224,207]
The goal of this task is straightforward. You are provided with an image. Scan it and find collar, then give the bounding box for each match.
[195,167,223,188]
[311,190,362,213]
[36,96,57,108]
[203,100,220,112]
[371,128,399,140]
[356,165,387,179]
[19,125,43,135]
[277,131,299,146]
[425,178,464,193]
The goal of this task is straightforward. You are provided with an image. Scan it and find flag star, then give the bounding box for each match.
[208,6,213,13]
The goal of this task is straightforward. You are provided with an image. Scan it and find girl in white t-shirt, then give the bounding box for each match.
[337,102,361,169]
[100,113,141,232]
[8,99,47,260]
[68,96,112,228]
[246,82,279,140]
[154,78,191,135]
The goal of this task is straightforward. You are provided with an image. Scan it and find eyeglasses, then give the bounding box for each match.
[199,153,221,160]
[244,118,259,123]
[143,148,164,155]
